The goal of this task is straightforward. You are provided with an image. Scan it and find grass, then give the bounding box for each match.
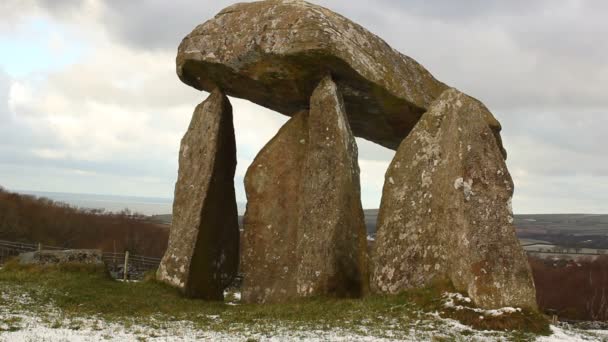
[0,316,22,332]
[0,260,550,340]
[389,280,550,336]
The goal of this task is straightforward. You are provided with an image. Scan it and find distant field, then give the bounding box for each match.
[18,190,608,248]
[322,211,608,238]
[514,214,608,235]
[514,214,608,250]
[152,211,608,238]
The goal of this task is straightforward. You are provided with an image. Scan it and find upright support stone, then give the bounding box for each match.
[241,76,368,303]
[296,76,368,298]
[241,110,309,303]
[371,88,537,309]
[157,89,239,300]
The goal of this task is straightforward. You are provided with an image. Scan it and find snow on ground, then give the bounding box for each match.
[443,292,523,317]
[3,314,400,342]
[537,325,608,342]
[2,290,608,341]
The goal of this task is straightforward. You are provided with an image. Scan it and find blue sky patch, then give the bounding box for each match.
[0,16,87,78]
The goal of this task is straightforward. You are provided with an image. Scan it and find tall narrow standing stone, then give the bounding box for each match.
[296,76,368,298]
[241,110,309,303]
[372,88,537,309]
[158,89,239,300]
[241,76,368,303]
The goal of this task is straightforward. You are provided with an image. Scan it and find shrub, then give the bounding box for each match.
[530,255,608,321]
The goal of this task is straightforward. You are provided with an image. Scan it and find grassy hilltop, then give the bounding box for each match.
[0,261,554,341]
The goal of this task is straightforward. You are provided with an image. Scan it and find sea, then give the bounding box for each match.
[16,190,248,216]
[17,190,174,216]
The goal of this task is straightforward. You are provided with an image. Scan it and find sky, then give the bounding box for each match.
[0,0,606,214]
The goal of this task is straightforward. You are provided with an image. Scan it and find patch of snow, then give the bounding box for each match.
[443,293,521,317]
[537,324,608,342]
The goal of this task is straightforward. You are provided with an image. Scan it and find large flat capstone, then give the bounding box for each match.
[371,88,537,309]
[176,0,456,150]
[157,89,240,300]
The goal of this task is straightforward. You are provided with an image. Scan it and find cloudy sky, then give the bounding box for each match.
[0,0,606,214]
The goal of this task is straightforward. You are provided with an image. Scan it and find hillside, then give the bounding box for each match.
[514,214,608,249]
[0,263,557,341]
[3,262,608,341]
[0,187,168,257]
[514,214,608,234]
[154,211,608,249]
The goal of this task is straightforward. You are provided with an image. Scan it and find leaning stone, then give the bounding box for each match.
[18,249,103,265]
[157,89,240,300]
[371,88,537,309]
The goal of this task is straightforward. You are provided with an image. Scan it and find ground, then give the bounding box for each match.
[0,263,606,341]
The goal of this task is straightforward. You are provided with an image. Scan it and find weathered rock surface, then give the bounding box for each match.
[371,88,536,309]
[241,110,308,303]
[176,0,457,150]
[19,249,103,265]
[241,76,368,303]
[157,89,239,300]
[295,76,368,298]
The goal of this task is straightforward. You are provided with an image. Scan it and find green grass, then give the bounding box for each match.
[385,280,550,336]
[0,316,23,332]
[0,260,549,340]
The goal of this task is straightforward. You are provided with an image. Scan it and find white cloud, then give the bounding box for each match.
[0,0,606,214]
[358,157,391,208]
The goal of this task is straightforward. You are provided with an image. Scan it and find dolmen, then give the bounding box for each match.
[158,0,537,310]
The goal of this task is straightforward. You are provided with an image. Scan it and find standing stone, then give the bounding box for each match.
[241,110,309,303]
[296,76,368,298]
[372,88,537,309]
[241,76,368,303]
[157,89,239,300]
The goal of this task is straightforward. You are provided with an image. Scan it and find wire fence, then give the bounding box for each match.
[102,251,161,280]
[4,238,605,280]
[0,240,64,264]
[0,239,161,280]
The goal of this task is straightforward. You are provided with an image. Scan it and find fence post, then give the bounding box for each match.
[123,251,129,281]
[38,242,42,252]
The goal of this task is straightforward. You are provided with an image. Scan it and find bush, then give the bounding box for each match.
[530,255,608,321]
